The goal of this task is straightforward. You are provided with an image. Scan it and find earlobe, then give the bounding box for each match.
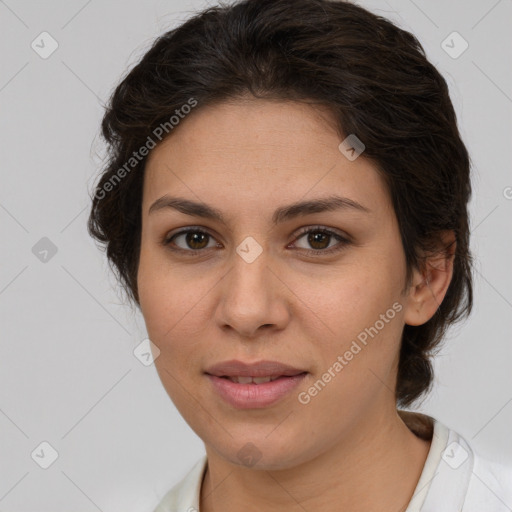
[403,231,456,327]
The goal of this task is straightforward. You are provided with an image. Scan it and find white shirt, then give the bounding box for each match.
[153,412,512,511]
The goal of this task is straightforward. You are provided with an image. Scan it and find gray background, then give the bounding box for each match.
[1,0,511,511]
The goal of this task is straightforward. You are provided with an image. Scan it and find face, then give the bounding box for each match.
[137,98,416,470]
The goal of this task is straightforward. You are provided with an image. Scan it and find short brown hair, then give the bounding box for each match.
[88,0,474,408]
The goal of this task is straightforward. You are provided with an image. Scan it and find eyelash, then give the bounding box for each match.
[161,225,352,257]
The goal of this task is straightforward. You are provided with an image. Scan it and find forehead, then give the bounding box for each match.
[146,99,339,170]
[142,99,391,219]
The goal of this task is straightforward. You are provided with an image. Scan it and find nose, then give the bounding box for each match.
[215,248,291,339]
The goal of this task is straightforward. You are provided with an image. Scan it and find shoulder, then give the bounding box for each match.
[404,412,512,512]
[464,451,512,511]
[152,455,207,512]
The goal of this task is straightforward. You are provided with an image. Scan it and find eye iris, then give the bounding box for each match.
[187,232,209,249]
[308,231,330,250]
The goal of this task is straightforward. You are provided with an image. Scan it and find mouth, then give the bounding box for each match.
[204,359,307,378]
[204,360,308,409]
[214,374,306,384]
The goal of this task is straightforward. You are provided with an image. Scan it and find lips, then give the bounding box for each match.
[205,362,308,408]
[204,359,307,380]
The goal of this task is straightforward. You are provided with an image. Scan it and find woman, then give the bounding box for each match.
[88,0,512,510]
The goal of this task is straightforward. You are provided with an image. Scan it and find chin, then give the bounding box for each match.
[209,435,314,471]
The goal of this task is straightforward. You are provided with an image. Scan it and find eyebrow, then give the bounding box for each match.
[148,194,371,224]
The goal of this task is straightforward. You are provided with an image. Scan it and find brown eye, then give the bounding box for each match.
[292,226,351,255]
[164,229,219,252]
[183,231,209,250]
[307,231,331,250]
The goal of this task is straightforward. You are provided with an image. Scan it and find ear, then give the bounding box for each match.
[403,230,456,326]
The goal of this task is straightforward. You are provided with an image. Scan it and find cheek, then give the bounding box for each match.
[137,248,216,364]
[137,255,207,413]
[293,274,404,430]
[290,258,405,386]
[293,258,402,333]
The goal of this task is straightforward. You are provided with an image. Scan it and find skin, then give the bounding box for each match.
[137,98,455,511]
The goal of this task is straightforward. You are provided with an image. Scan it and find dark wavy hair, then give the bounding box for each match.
[88,0,473,408]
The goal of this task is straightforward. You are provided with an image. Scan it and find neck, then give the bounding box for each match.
[200,409,432,512]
